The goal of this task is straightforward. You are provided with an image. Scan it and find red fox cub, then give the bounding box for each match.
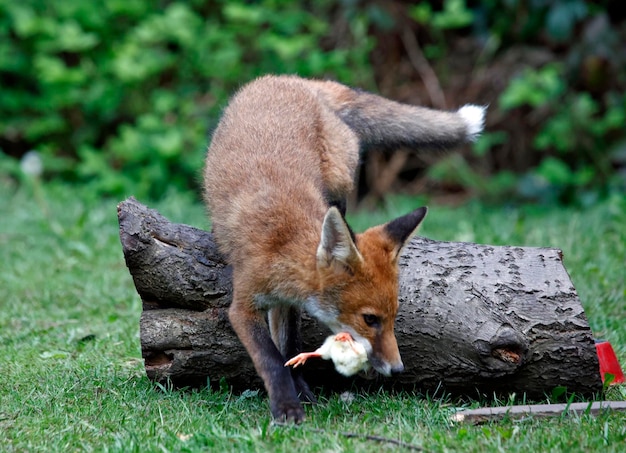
[204,75,484,423]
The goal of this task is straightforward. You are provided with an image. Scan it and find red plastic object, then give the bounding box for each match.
[595,341,625,385]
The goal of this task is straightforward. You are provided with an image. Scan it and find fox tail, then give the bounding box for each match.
[312,80,485,152]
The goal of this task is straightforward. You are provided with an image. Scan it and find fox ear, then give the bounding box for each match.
[384,206,428,260]
[317,207,363,272]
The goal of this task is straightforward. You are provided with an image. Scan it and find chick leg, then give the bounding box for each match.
[284,350,322,368]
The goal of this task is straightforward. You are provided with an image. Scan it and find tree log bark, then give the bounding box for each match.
[117,197,602,397]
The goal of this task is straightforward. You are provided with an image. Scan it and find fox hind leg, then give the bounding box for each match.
[269,304,317,404]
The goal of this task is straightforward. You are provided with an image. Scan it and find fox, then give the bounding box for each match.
[203,75,485,423]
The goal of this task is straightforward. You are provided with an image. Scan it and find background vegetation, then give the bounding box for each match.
[1,0,625,203]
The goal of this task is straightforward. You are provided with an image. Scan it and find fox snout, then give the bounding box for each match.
[369,353,404,376]
[391,361,404,375]
[357,332,404,377]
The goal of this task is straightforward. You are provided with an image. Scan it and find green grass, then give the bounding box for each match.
[1,179,625,452]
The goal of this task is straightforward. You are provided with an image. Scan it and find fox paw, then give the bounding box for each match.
[271,400,306,424]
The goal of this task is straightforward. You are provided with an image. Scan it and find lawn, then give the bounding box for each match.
[1,179,625,452]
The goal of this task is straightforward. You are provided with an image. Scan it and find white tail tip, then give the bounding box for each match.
[458,104,486,141]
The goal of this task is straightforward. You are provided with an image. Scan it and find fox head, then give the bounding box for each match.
[311,206,427,376]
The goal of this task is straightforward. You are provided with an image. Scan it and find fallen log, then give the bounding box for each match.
[117,197,602,397]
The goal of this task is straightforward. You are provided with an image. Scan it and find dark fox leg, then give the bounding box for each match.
[269,305,317,403]
[229,291,305,423]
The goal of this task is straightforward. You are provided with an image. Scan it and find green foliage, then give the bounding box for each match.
[410,0,474,60]
[427,152,518,199]
[0,0,373,199]
[545,0,589,42]
[476,0,594,45]
[499,65,566,110]
[497,67,625,203]
[413,1,625,203]
[411,0,474,30]
[1,0,624,203]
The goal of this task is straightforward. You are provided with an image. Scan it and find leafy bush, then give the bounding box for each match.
[413,0,626,203]
[2,0,624,203]
[0,0,373,199]
[497,64,625,203]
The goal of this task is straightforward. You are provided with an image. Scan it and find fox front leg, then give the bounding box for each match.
[229,294,305,423]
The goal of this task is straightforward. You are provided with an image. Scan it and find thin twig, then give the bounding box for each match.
[297,426,424,451]
[452,401,626,424]
[400,26,447,109]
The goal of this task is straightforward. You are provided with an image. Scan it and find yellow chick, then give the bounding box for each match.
[284,332,369,376]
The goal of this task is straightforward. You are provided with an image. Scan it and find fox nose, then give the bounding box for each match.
[390,362,404,375]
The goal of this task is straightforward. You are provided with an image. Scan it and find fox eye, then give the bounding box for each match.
[362,314,380,327]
